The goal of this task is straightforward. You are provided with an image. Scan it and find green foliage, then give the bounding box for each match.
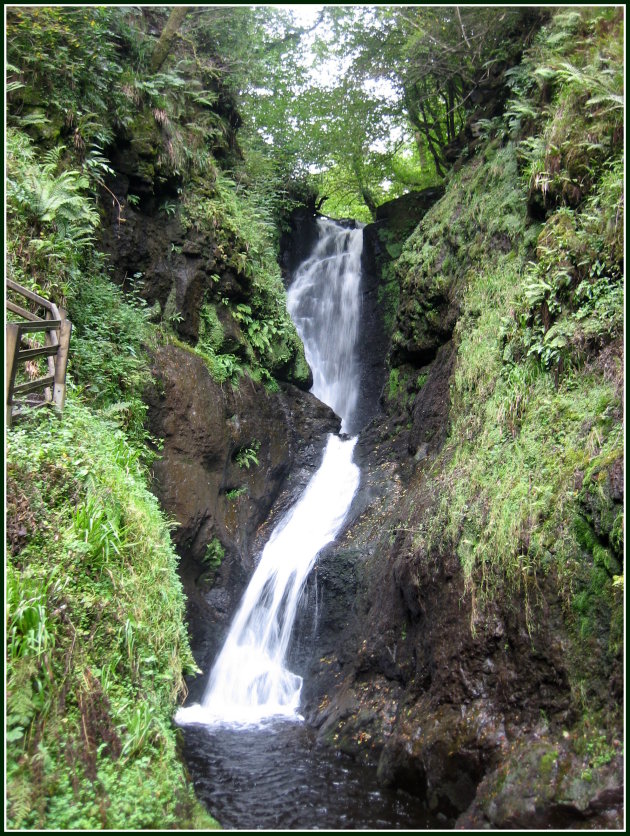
[9,151,99,241]
[183,170,308,386]
[6,126,155,448]
[203,538,225,570]
[388,368,401,401]
[213,6,446,216]
[6,7,126,147]
[499,7,624,377]
[235,441,261,470]
[414,175,621,642]
[6,129,101,302]
[198,303,225,352]
[225,486,247,501]
[508,6,623,209]
[6,401,216,829]
[66,267,155,446]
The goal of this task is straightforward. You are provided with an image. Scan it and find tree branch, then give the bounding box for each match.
[456,7,472,50]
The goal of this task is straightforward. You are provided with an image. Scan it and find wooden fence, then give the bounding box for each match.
[6,279,72,428]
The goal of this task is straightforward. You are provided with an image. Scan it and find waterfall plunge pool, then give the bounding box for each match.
[180,720,440,830]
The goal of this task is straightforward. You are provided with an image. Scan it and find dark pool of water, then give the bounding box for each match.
[181,719,442,830]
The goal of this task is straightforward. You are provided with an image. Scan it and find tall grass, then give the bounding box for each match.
[6,401,217,829]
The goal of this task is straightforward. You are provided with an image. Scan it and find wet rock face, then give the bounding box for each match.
[145,344,339,691]
[375,188,446,227]
[98,138,222,348]
[408,339,457,456]
[278,206,320,284]
[360,188,446,411]
[296,437,624,826]
[290,425,625,828]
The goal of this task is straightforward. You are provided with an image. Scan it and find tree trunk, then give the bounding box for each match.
[405,90,445,178]
[150,8,189,73]
[418,101,445,176]
[351,157,377,219]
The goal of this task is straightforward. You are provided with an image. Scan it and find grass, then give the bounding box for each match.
[6,400,218,829]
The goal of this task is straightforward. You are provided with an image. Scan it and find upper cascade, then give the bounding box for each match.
[287,218,364,435]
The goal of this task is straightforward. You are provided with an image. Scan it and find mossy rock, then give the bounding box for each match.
[129,110,162,158]
[288,351,312,389]
[578,450,624,563]
[264,332,312,390]
[458,737,623,829]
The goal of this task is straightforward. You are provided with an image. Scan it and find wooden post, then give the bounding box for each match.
[44,309,58,402]
[6,324,20,428]
[52,319,72,411]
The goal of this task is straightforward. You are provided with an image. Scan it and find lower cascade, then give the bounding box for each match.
[177,218,364,727]
[176,434,359,725]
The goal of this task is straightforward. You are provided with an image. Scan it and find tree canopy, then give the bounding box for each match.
[198,4,543,219]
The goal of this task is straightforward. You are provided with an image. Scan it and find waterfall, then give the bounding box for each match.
[287,218,363,435]
[177,218,362,727]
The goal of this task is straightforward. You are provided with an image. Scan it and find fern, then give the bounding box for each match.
[7,773,33,830]
[12,165,99,239]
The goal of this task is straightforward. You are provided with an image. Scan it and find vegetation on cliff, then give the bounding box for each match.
[369,7,623,815]
[5,3,624,830]
[392,5,624,679]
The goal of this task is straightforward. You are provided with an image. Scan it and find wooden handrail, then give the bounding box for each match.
[6,280,72,427]
[6,300,42,321]
[13,375,56,396]
[14,320,62,333]
[6,278,59,317]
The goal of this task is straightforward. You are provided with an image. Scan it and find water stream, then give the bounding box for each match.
[177,218,435,828]
[176,433,359,726]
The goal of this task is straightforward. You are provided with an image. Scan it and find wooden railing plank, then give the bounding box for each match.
[6,301,43,321]
[12,320,61,333]
[53,319,72,410]
[6,324,20,427]
[6,279,55,312]
[13,375,56,395]
[16,344,60,361]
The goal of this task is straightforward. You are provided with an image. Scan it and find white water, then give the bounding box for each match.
[287,218,363,435]
[177,219,363,727]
